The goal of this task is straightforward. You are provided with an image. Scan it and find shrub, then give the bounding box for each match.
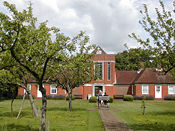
[134,96,143,100]
[109,96,113,103]
[145,95,154,100]
[16,95,35,99]
[89,96,97,103]
[66,95,75,100]
[16,95,23,99]
[164,96,175,100]
[123,95,133,101]
[134,95,154,100]
[47,95,65,100]
[0,97,6,100]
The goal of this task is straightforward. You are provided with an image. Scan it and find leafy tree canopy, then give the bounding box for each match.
[115,47,156,71]
[129,0,175,75]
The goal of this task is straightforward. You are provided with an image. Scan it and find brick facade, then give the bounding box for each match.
[18,47,175,99]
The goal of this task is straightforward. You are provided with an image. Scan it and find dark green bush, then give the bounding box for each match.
[16,95,35,99]
[123,95,133,101]
[66,95,75,100]
[47,95,65,100]
[134,96,143,100]
[164,96,175,100]
[89,96,97,103]
[134,95,154,100]
[109,96,113,103]
[145,95,154,100]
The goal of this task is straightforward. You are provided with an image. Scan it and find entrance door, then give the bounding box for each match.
[37,86,42,98]
[95,86,103,96]
[155,85,162,98]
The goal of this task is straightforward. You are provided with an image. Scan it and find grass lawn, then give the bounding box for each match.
[111,100,175,131]
[0,99,104,131]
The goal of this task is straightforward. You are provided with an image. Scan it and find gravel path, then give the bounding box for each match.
[99,107,131,131]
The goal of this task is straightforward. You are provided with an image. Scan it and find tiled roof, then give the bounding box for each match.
[116,68,175,85]
[116,70,137,85]
[134,68,158,84]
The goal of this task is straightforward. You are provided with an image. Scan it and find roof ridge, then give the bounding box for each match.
[132,69,145,84]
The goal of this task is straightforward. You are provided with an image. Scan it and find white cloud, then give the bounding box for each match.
[0,0,173,53]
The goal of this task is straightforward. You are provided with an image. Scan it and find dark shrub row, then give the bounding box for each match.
[66,95,75,100]
[164,96,175,100]
[47,95,65,100]
[16,95,35,99]
[134,95,154,100]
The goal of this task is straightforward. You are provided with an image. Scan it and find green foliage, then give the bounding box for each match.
[46,95,65,100]
[0,100,104,131]
[130,0,175,76]
[111,100,175,130]
[89,96,97,103]
[115,48,156,71]
[109,96,114,103]
[66,95,75,100]
[123,95,134,101]
[16,95,35,99]
[134,95,154,100]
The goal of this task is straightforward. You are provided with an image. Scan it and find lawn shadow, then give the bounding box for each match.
[130,122,175,131]
[1,124,38,131]
[150,111,175,116]
[47,107,87,112]
[0,111,31,118]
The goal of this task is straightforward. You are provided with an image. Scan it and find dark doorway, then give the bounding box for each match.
[95,86,103,96]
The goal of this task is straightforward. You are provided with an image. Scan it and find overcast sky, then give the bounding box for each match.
[0,0,173,53]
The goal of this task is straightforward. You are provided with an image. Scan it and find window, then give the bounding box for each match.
[168,85,175,94]
[96,50,102,54]
[50,85,57,94]
[95,62,103,80]
[107,62,111,80]
[24,84,31,94]
[142,85,149,94]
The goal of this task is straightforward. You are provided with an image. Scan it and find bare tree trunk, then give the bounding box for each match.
[68,89,72,111]
[11,98,14,117]
[28,91,39,117]
[16,93,26,119]
[40,84,47,131]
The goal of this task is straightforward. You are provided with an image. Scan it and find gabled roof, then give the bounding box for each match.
[116,70,137,85]
[116,68,175,85]
[92,46,107,55]
[134,68,175,84]
[134,68,157,84]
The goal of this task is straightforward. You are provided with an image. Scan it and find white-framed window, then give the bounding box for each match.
[107,62,111,80]
[168,85,175,94]
[95,62,103,80]
[50,84,57,94]
[142,85,149,94]
[24,84,32,94]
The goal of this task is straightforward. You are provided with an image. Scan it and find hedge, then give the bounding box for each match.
[16,95,35,99]
[47,95,65,100]
[164,96,175,100]
[123,95,133,101]
[89,96,97,103]
[134,95,154,100]
[66,95,75,100]
[109,96,114,103]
